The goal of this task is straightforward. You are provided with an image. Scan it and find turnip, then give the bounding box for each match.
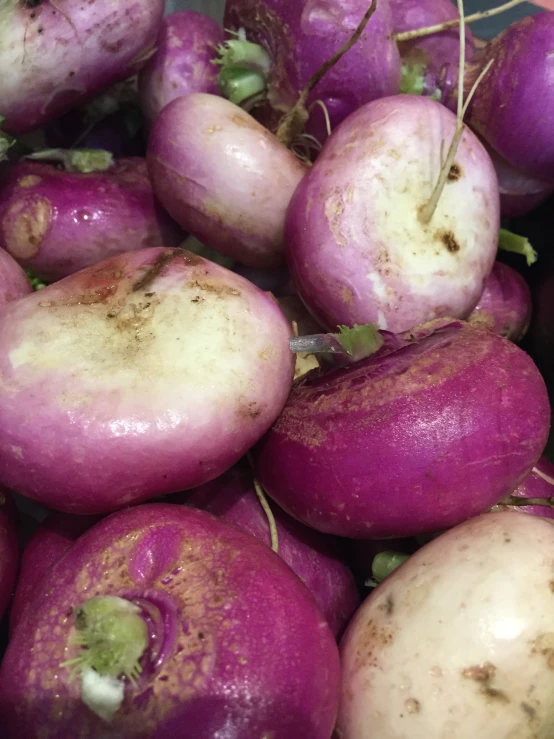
[0,503,340,738]
[9,512,100,635]
[467,261,531,342]
[0,487,18,621]
[0,0,164,135]
[0,248,32,305]
[138,11,224,126]
[465,11,554,182]
[0,156,183,283]
[255,319,550,538]
[337,511,554,738]
[284,91,500,333]
[220,0,401,145]
[391,0,475,106]
[147,94,307,268]
[0,247,295,514]
[491,455,554,520]
[183,463,359,637]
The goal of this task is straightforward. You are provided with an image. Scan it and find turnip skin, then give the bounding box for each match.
[0,247,295,514]
[0,0,164,135]
[0,158,183,282]
[185,464,359,638]
[338,511,554,738]
[147,93,307,269]
[0,503,341,739]
[256,320,550,538]
[285,95,500,334]
[0,248,32,305]
[138,11,224,126]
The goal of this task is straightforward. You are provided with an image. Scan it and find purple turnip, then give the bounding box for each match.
[467,261,531,342]
[465,11,554,182]
[284,94,500,333]
[0,247,295,514]
[138,11,224,126]
[0,503,340,738]
[255,319,550,538]
[491,455,554,520]
[183,463,359,638]
[0,156,184,283]
[9,512,100,635]
[147,94,307,268]
[0,0,164,135]
[221,0,401,145]
[338,511,554,737]
[0,487,18,621]
[0,248,32,305]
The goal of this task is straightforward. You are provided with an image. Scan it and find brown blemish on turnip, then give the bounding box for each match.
[462,662,510,703]
[549,580,554,593]
[447,163,462,182]
[132,249,194,292]
[436,230,460,253]
[18,175,42,188]
[521,702,537,720]
[4,196,52,259]
[404,698,421,714]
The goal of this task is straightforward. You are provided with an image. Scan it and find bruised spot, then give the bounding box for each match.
[132,249,195,292]
[549,580,554,593]
[385,593,395,615]
[462,662,510,704]
[18,175,42,188]
[447,163,462,182]
[231,113,261,131]
[521,702,536,720]
[404,698,421,714]
[102,39,124,54]
[436,230,460,253]
[3,196,52,259]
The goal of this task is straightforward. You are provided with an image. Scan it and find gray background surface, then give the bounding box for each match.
[165,0,540,38]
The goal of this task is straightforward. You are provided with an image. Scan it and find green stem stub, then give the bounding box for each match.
[371,551,410,583]
[289,324,383,363]
[24,148,114,174]
[498,228,538,266]
[62,596,148,684]
[25,269,47,291]
[215,35,271,108]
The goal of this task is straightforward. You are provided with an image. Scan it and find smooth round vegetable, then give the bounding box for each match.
[338,511,554,738]
[467,261,531,342]
[0,248,32,305]
[0,0,164,134]
[256,320,550,538]
[184,464,359,637]
[147,94,307,268]
[0,503,341,738]
[466,12,554,182]
[138,11,224,125]
[9,512,100,635]
[0,247,295,514]
[0,158,183,282]
[285,95,500,333]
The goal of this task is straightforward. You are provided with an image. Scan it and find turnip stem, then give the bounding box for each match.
[276,0,377,146]
[498,228,538,266]
[394,0,526,42]
[253,477,279,553]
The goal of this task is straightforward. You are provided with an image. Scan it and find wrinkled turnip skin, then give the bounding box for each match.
[185,464,359,637]
[0,159,183,282]
[338,512,554,738]
[256,321,550,538]
[467,262,531,342]
[0,248,32,305]
[9,512,99,635]
[0,487,18,621]
[224,0,401,144]
[147,94,307,268]
[0,504,340,739]
[285,96,500,333]
[0,247,295,514]
[138,11,224,125]
[0,0,164,134]
[466,12,554,183]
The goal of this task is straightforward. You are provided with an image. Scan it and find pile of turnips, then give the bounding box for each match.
[0,0,554,737]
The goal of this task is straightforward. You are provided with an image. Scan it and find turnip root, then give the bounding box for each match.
[338,511,554,738]
[9,512,100,635]
[184,463,359,637]
[0,247,295,514]
[467,261,531,342]
[0,248,32,305]
[138,11,224,126]
[0,157,183,282]
[0,487,18,621]
[492,456,554,520]
[255,319,550,538]
[0,0,164,135]
[0,504,340,738]
[147,94,307,268]
[285,95,500,333]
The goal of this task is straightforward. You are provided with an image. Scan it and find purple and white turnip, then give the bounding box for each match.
[0,248,32,305]
[0,247,295,514]
[0,504,340,738]
[0,157,183,282]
